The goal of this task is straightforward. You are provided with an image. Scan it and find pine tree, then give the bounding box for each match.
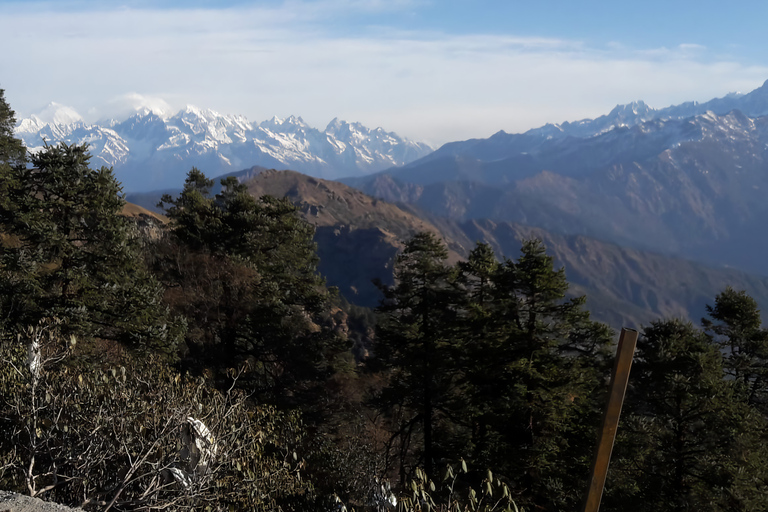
[0,142,180,353]
[702,287,768,411]
[460,239,612,510]
[0,89,25,172]
[608,319,768,512]
[454,243,503,463]
[157,170,340,405]
[373,232,463,481]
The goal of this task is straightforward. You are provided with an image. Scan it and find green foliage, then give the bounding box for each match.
[373,232,464,481]
[456,240,612,510]
[0,142,182,354]
[372,236,612,509]
[156,169,343,405]
[702,286,768,410]
[0,327,315,511]
[608,319,768,511]
[0,89,25,173]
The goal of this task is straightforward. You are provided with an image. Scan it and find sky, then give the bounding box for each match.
[2,0,768,145]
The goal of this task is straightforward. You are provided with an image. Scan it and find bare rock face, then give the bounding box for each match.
[0,491,83,512]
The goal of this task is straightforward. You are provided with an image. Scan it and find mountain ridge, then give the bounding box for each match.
[222,169,768,329]
[345,104,768,277]
[14,106,434,192]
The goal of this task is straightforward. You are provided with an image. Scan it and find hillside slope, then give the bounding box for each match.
[239,170,768,328]
[346,109,768,277]
[239,168,469,305]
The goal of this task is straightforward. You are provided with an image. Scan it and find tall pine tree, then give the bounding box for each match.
[156,170,340,405]
[608,319,768,512]
[0,89,25,173]
[0,140,180,354]
[703,286,768,412]
[373,232,463,482]
[459,239,612,510]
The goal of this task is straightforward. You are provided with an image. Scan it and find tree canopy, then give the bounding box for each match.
[156,169,343,405]
[372,235,613,510]
[0,89,25,172]
[0,137,180,354]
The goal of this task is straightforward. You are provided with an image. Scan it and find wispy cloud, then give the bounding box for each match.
[90,93,173,120]
[2,1,766,144]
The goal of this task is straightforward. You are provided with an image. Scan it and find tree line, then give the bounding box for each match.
[372,232,768,511]
[1,88,768,511]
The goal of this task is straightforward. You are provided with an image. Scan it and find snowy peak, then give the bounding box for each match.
[15,115,49,134]
[325,119,370,138]
[516,80,768,142]
[34,102,84,126]
[15,106,434,192]
[324,117,343,133]
[260,115,309,133]
[115,110,172,141]
[419,101,768,182]
[608,100,654,119]
[325,119,403,146]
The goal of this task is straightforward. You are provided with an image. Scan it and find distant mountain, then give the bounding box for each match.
[229,169,768,329]
[418,79,768,157]
[15,105,433,191]
[345,84,768,277]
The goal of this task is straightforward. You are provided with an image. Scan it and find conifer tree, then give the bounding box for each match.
[702,286,768,411]
[0,89,25,172]
[458,239,612,510]
[373,232,463,481]
[0,142,180,353]
[157,170,340,405]
[608,319,768,512]
[454,242,502,461]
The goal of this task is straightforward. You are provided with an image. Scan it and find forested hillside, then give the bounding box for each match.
[217,168,768,329]
[344,89,768,278]
[4,88,768,512]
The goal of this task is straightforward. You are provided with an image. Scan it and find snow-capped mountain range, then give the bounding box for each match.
[524,79,768,141]
[344,79,768,279]
[15,105,434,191]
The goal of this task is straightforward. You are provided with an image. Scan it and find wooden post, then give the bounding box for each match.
[581,327,638,512]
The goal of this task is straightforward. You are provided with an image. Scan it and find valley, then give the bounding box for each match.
[111,80,768,331]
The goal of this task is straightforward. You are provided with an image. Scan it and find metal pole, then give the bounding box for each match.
[581,327,638,512]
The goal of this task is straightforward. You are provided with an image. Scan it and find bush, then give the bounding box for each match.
[0,322,316,511]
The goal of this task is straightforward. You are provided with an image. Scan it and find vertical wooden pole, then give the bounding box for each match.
[581,327,638,512]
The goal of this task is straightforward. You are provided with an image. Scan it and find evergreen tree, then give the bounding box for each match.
[608,319,768,512]
[454,243,502,462]
[373,237,610,507]
[0,142,180,354]
[0,89,25,172]
[373,232,463,481]
[702,286,768,411]
[157,170,340,405]
[459,239,612,510]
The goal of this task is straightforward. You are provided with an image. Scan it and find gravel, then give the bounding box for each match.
[0,491,83,512]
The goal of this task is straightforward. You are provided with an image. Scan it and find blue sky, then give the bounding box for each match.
[2,0,767,144]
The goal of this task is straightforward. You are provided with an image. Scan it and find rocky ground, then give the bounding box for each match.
[0,491,82,512]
